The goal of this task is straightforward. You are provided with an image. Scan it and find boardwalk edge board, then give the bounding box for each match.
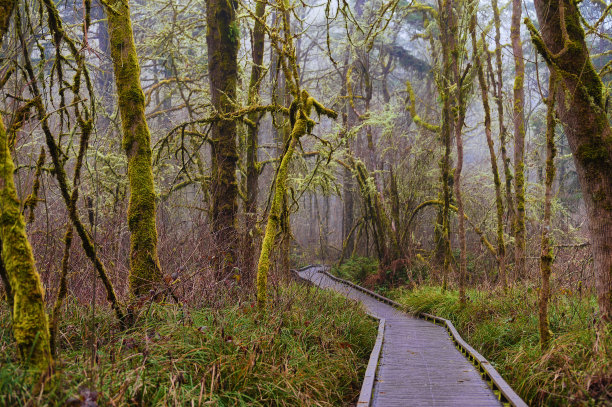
[356,317,385,406]
[292,265,528,407]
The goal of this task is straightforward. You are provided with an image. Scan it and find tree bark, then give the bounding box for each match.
[528,0,612,322]
[474,20,507,289]
[244,0,267,284]
[491,0,515,240]
[438,0,456,292]
[106,0,162,296]
[256,92,337,307]
[539,73,557,349]
[511,0,527,279]
[206,0,239,278]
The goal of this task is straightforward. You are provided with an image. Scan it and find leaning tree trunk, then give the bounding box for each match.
[511,0,526,279]
[0,0,51,370]
[528,0,612,322]
[256,92,337,308]
[206,0,239,279]
[0,117,51,370]
[106,0,162,296]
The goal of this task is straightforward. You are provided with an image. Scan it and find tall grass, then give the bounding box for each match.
[0,283,376,406]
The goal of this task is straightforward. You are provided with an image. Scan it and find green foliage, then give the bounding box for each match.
[390,285,611,406]
[0,283,376,406]
[331,257,378,284]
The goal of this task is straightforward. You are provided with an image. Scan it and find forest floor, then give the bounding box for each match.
[331,257,612,406]
[0,282,376,406]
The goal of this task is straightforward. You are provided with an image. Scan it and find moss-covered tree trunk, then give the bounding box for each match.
[528,0,612,322]
[341,61,356,257]
[511,0,526,279]
[0,0,51,370]
[256,92,336,308]
[0,116,51,370]
[539,73,557,349]
[105,0,162,296]
[206,0,239,279]
[244,0,267,283]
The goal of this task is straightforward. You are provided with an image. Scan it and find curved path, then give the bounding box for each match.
[298,266,508,407]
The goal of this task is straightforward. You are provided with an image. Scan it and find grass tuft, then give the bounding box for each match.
[0,282,376,406]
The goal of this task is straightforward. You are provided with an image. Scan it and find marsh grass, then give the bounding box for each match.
[0,283,376,406]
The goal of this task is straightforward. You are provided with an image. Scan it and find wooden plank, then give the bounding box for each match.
[294,266,526,407]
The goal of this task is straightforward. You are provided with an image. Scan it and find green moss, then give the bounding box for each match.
[256,92,336,308]
[576,142,607,163]
[106,0,162,297]
[0,115,51,370]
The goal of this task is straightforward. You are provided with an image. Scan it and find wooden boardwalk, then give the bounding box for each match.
[298,266,504,407]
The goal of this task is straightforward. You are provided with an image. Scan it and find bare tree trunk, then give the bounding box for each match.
[528,0,612,322]
[491,0,515,239]
[106,0,162,296]
[474,20,507,289]
[438,0,455,293]
[511,0,526,279]
[539,73,557,349]
[206,0,239,279]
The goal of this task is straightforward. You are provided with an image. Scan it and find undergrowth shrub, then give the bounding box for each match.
[330,257,377,285]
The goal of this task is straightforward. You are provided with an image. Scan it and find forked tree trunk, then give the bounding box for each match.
[256,92,337,307]
[106,0,162,296]
[206,0,239,278]
[528,0,612,322]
